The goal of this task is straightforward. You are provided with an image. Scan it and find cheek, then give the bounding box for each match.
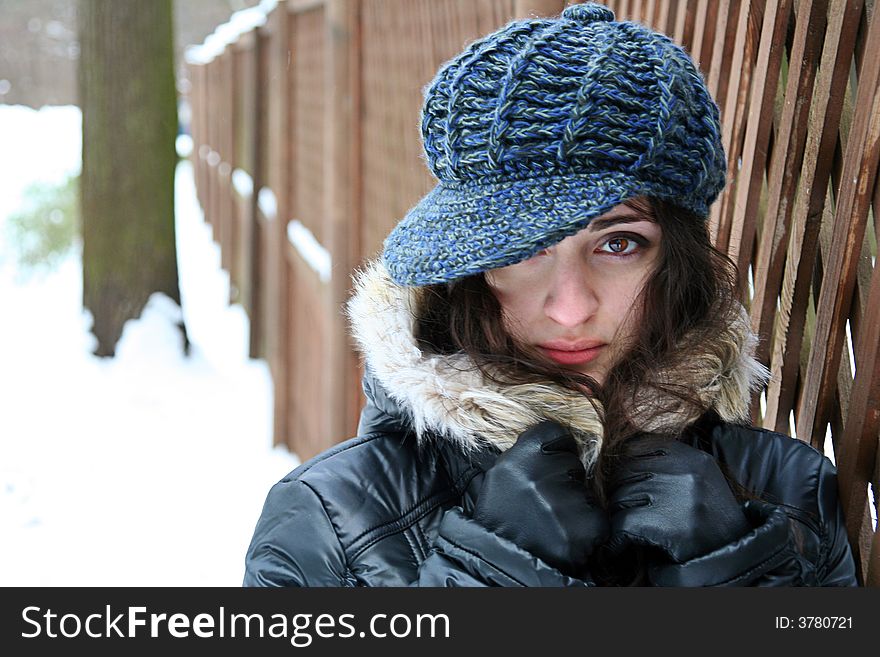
[487,273,543,334]
[604,275,647,340]
[496,290,540,336]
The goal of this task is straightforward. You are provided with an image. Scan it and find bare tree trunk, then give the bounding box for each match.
[79,0,183,356]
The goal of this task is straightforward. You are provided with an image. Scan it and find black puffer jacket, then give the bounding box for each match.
[243,262,858,587]
[243,374,856,586]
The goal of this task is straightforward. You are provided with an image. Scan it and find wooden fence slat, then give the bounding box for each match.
[655,0,669,34]
[837,237,880,578]
[205,60,213,230]
[874,149,880,237]
[263,0,293,447]
[727,0,791,300]
[796,4,880,447]
[218,49,232,274]
[231,38,248,305]
[748,0,827,384]
[631,0,645,23]
[287,241,328,457]
[690,0,708,65]
[211,58,219,231]
[209,58,221,240]
[821,196,880,585]
[675,0,697,50]
[762,0,864,434]
[199,63,206,208]
[870,434,880,586]
[813,182,874,457]
[287,7,304,453]
[646,0,655,26]
[196,64,206,208]
[706,0,735,112]
[189,64,203,209]
[325,0,363,447]
[869,514,880,585]
[709,0,750,251]
[833,14,880,573]
[697,0,719,72]
[249,25,270,359]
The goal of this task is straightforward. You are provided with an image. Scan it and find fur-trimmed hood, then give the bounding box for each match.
[346,259,769,470]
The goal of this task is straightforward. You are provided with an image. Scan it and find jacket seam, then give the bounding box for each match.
[714,423,825,537]
[669,539,792,587]
[347,486,463,562]
[414,521,432,558]
[778,505,822,535]
[299,479,354,586]
[435,535,527,587]
[286,433,388,480]
[740,431,827,579]
[347,464,482,563]
[347,459,480,547]
[814,458,834,580]
[715,542,792,586]
[772,455,828,578]
[403,527,426,563]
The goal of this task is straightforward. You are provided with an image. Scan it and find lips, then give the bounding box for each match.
[537,341,606,366]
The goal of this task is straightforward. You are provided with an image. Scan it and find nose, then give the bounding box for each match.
[543,262,599,328]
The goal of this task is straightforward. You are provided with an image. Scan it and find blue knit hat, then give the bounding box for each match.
[382,2,727,286]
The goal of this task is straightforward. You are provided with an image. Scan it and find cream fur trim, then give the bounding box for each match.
[346,259,768,471]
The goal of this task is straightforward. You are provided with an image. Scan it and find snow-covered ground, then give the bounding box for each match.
[0,105,300,586]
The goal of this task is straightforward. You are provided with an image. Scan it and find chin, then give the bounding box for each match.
[568,365,604,387]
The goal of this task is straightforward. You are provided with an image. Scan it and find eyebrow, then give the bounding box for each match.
[587,213,654,232]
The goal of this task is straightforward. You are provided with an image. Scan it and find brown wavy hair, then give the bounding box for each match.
[412,196,754,584]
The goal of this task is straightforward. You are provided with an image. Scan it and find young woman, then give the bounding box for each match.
[244,3,858,586]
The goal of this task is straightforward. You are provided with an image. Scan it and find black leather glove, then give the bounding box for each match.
[472,420,609,579]
[599,436,751,570]
[647,499,820,586]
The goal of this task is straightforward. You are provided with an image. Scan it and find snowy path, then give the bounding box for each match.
[0,106,300,586]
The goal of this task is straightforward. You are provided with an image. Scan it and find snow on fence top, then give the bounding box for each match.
[185,0,278,65]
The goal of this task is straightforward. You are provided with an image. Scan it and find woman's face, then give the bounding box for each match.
[485,202,662,385]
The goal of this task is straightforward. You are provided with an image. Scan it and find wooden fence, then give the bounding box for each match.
[186,0,879,585]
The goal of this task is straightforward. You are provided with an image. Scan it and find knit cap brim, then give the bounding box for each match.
[382,171,639,286]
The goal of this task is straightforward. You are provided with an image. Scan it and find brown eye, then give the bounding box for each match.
[599,234,644,256]
[608,238,630,253]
